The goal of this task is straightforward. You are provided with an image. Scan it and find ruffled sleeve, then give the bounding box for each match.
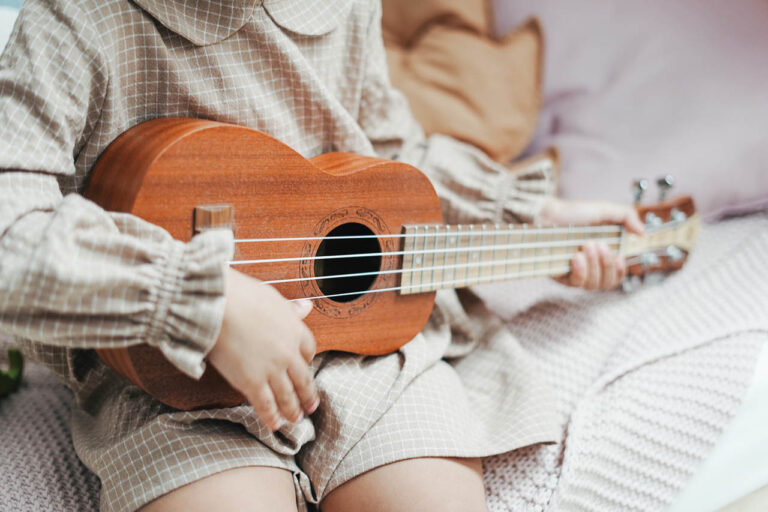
[138,222,233,379]
[0,173,234,380]
[357,1,554,225]
[401,134,554,224]
[0,1,234,379]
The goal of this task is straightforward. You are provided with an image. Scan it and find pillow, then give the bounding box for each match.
[0,6,19,50]
[493,0,768,220]
[383,0,543,164]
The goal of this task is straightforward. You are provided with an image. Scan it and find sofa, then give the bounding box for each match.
[2,1,768,511]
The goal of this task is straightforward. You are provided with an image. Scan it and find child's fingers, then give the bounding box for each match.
[298,327,316,365]
[598,244,619,289]
[292,298,313,319]
[583,243,601,290]
[553,251,587,287]
[568,252,587,287]
[288,360,320,415]
[269,371,303,424]
[624,208,645,235]
[616,258,628,286]
[596,203,645,235]
[250,383,284,432]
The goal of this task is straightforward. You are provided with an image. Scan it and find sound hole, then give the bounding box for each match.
[315,223,381,303]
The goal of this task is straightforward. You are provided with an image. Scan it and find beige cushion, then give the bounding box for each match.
[383,0,542,163]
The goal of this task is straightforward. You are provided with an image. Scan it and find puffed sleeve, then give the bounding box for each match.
[358,1,554,224]
[0,0,233,379]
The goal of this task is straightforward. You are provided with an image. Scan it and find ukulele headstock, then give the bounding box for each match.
[623,176,700,289]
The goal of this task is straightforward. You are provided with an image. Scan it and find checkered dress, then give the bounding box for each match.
[0,1,557,510]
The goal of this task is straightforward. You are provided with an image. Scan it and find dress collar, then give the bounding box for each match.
[262,0,354,37]
[133,0,355,46]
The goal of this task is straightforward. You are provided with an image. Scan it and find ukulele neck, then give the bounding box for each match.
[398,223,625,294]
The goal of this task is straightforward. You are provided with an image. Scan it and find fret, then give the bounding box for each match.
[488,224,496,282]
[541,226,548,274]
[422,225,432,292]
[518,225,530,273]
[464,225,473,288]
[413,226,424,293]
[466,225,476,287]
[430,225,443,292]
[545,225,555,274]
[446,226,456,287]
[478,224,488,285]
[433,226,444,292]
[415,225,426,293]
[418,226,429,293]
[425,225,439,292]
[518,225,526,276]
[491,224,500,283]
[504,224,512,278]
[400,225,417,292]
[618,224,627,260]
[443,225,451,287]
[455,225,467,288]
[401,222,630,294]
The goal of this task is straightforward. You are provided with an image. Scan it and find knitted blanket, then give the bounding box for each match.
[1,212,766,511]
[482,212,768,511]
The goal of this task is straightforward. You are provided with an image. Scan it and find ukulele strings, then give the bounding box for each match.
[260,252,583,286]
[230,224,623,244]
[228,220,680,249]
[218,221,681,302]
[283,251,655,302]
[289,265,575,302]
[228,236,623,266]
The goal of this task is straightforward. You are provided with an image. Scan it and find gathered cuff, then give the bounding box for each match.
[498,150,558,223]
[143,229,234,379]
[413,134,555,225]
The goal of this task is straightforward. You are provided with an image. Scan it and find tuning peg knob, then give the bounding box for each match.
[665,245,684,262]
[644,211,663,228]
[622,274,642,293]
[657,175,674,201]
[641,252,661,268]
[633,179,649,205]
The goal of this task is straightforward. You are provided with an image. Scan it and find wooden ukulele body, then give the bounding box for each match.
[86,118,442,410]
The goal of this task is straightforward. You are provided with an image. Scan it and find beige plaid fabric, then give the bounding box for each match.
[0,0,557,510]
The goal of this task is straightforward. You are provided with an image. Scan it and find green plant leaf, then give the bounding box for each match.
[0,348,23,397]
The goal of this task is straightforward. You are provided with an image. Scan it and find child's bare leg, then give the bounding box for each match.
[140,467,298,512]
[320,457,487,512]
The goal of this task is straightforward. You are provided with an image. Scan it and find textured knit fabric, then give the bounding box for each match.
[0,1,556,510]
[0,358,101,512]
[3,213,767,512]
[480,211,768,511]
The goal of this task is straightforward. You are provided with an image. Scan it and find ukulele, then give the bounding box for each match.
[85,118,700,410]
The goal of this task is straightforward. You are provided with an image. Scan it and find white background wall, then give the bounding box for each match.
[0,7,18,51]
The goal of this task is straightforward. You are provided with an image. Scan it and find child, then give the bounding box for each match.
[0,1,641,510]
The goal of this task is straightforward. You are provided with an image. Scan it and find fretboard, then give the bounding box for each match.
[398,223,624,294]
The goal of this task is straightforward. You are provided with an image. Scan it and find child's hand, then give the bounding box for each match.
[208,268,319,431]
[538,198,645,291]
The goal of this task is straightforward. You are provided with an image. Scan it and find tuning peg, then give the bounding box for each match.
[665,245,684,262]
[644,211,663,227]
[622,274,642,293]
[656,175,674,202]
[632,179,649,205]
[641,252,661,268]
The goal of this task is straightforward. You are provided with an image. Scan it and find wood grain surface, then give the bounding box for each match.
[85,118,441,409]
[85,118,697,410]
